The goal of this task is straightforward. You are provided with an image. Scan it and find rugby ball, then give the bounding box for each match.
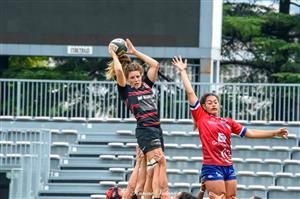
[109,38,128,56]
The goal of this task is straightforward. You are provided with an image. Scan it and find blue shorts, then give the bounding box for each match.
[201,165,237,181]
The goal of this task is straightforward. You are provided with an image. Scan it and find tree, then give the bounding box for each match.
[1,56,108,80]
[221,3,300,83]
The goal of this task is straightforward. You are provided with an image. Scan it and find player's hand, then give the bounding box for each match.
[276,128,288,139]
[125,38,137,55]
[172,56,187,72]
[108,44,118,58]
[208,192,224,199]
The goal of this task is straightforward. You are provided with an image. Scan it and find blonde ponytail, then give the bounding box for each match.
[105,61,115,80]
[105,55,132,80]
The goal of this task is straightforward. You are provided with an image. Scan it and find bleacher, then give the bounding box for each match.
[1,79,300,199]
[0,129,51,199]
[0,120,300,199]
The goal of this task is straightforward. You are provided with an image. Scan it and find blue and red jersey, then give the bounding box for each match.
[190,101,247,166]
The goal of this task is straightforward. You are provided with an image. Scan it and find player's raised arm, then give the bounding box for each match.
[172,56,198,105]
[126,38,159,82]
[107,44,126,87]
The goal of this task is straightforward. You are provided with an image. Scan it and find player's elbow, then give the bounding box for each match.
[187,91,196,99]
[244,129,254,138]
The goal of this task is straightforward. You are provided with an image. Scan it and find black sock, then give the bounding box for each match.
[132,193,138,199]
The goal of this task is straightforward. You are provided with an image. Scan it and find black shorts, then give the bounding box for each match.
[136,126,164,154]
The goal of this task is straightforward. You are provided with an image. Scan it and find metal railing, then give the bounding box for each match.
[0,129,51,199]
[0,79,300,122]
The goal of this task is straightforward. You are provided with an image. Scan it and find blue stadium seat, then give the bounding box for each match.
[59,157,133,170]
[283,159,300,173]
[291,147,300,160]
[267,186,287,199]
[275,172,300,187]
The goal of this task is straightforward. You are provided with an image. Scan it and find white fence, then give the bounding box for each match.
[0,79,299,123]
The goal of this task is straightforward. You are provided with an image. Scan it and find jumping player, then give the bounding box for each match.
[106,39,170,199]
[172,56,288,199]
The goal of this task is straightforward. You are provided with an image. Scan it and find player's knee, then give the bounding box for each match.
[135,179,146,191]
[158,154,166,166]
[153,152,166,165]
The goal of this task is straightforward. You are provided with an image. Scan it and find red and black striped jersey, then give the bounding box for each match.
[118,76,160,129]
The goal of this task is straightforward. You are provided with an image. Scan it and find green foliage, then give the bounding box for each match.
[1,56,109,80]
[222,3,300,83]
[273,72,300,83]
[9,56,49,68]
[2,66,89,80]
[223,16,265,41]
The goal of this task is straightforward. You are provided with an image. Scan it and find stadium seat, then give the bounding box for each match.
[69,145,135,157]
[51,142,69,156]
[291,147,300,160]
[237,171,256,186]
[283,159,300,173]
[232,133,298,148]
[264,159,283,173]
[169,182,191,195]
[165,145,201,157]
[90,194,106,199]
[167,169,199,184]
[256,172,274,186]
[232,145,252,159]
[267,186,287,199]
[271,146,290,160]
[41,183,105,196]
[78,133,136,145]
[59,157,132,170]
[116,130,133,135]
[167,156,202,170]
[285,186,300,198]
[49,170,123,183]
[50,154,60,170]
[244,158,264,171]
[190,183,202,195]
[236,158,282,173]
[60,129,78,143]
[275,172,299,187]
[164,133,200,145]
[236,184,248,199]
[182,169,200,183]
[247,185,267,199]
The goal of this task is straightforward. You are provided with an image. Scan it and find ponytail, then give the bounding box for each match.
[105,55,132,80]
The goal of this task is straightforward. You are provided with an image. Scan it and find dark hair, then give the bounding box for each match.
[177,192,197,199]
[106,186,122,199]
[192,92,219,131]
[199,92,219,105]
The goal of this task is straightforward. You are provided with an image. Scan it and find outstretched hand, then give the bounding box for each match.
[172,56,187,72]
[125,38,137,55]
[276,128,288,139]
